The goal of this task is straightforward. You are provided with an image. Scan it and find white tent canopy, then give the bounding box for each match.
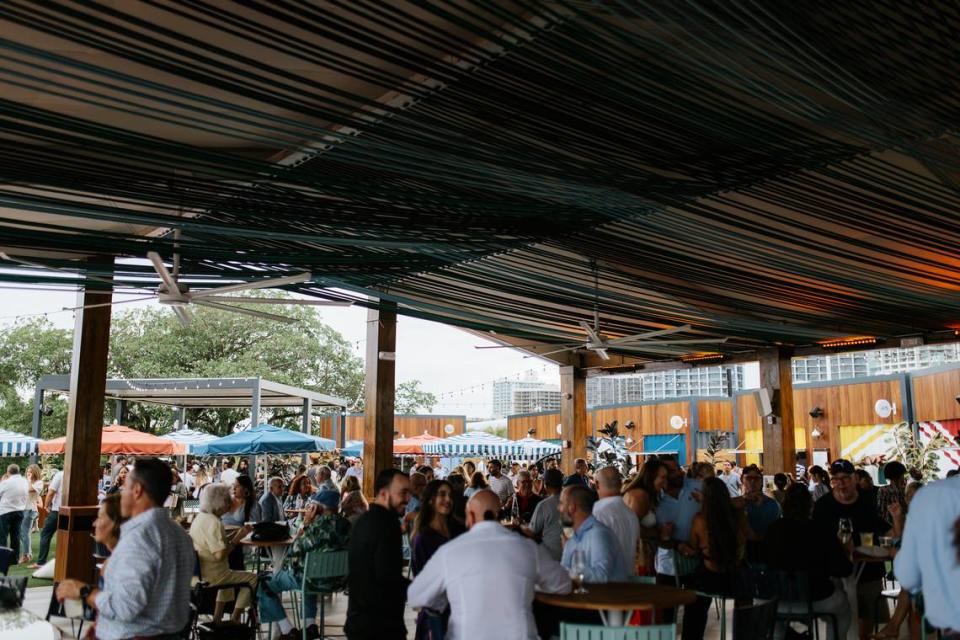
[423,431,560,461]
[160,427,219,454]
[0,429,41,456]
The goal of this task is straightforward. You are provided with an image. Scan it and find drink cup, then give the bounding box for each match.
[860,532,874,547]
[64,598,83,618]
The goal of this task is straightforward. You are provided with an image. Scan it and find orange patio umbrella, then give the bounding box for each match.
[393,433,442,455]
[39,423,180,456]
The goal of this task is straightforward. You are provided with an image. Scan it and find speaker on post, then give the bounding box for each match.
[754,387,774,417]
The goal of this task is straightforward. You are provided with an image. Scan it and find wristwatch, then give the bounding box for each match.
[79,584,93,604]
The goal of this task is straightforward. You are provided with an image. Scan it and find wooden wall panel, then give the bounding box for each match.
[592,401,692,465]
[316,415,465,442]
[697,399,734,430]
[792,379,903,460]
[736,394,762,432]
[912,368,960,423]
[508,413,560,440]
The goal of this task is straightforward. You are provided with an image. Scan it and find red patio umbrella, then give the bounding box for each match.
[39,424,180,456]
[393,433,443,455]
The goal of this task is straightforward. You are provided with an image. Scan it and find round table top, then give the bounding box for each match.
[239,534,294,548]
[534,582,697,612]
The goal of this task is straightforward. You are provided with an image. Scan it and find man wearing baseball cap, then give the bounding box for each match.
[258,488,350,640]
[812,459,896,639]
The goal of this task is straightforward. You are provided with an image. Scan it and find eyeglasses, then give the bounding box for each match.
[830,474,853,484]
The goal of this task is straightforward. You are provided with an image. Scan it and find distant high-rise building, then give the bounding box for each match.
[792,343,960,382]
[492,378,559,418]
[586,365,745,408]
[512,388,562,414]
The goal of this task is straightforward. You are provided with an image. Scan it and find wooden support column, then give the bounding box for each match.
[362,302,396,498]
[559,365,588,476]
[56,268,112,583]
[758,347,797,475]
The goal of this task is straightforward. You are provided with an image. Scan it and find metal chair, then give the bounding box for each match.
[733,599,778,640]
[301,549,349,640]
[755,568,839,640]
[560,622,676,640]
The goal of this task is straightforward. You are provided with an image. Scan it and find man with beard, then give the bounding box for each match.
[654,458,703,622]
[345,469,412,640]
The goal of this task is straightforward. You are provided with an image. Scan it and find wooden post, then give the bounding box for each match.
[758,347,797,474]
[55,269,113,583]
[362,302,396,498]
[559,365,588,475]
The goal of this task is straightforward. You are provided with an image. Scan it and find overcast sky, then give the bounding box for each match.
[0,285,559,418]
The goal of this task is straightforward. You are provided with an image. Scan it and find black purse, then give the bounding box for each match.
[250,521,288,542]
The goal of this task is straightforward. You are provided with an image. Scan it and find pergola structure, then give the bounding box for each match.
[1,2,960,583]
[32,374,350,446]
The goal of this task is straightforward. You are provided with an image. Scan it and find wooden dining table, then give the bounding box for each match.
[535,581,697,626]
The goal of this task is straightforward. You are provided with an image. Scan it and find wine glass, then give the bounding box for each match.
[838,518,853,545]
[570,549,589,594]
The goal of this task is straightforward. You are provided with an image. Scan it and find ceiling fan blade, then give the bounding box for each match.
[474,343,580,350]
[593,347,611,360]
[0,252,154,293]
[578,320,603,345]
[61,295,157,312]
[191,272,312,298]
[605,324,693,346]
[197,295,351,306]
[147,251,181,294]
[524,345,584,358]
[172,306,193,327]
[192,299,297,324]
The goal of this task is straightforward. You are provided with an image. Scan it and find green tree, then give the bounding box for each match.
[394,380,437,414]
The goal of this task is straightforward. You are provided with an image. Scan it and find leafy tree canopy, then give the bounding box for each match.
[0,297,436,438]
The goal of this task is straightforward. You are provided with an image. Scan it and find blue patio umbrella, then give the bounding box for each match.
[341,440,363,457]
[191,423,335,455]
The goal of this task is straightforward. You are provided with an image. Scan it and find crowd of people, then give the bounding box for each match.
[35,452,960,640]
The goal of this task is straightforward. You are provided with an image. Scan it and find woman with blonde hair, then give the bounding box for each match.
[192,464,211,499]
[339,475,368,523]
[19,464,43,564]
[190,484,258,622]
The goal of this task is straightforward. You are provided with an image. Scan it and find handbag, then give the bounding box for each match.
[250,521,288,542]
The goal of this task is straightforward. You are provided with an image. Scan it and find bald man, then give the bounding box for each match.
[591,466,639,573]
[408,490,570,640]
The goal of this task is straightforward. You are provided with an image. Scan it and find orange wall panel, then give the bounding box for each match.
[508,413,560,440]
[697,399,733,430]
[912,368,960,423]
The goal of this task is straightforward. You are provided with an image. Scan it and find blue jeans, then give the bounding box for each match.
[19,510,37,558]
[257,570,318,624]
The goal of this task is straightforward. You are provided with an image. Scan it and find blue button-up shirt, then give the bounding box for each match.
[561,516,628,583]
[655,478,703,576]
[894,477,960,632]
[94,507,195,640]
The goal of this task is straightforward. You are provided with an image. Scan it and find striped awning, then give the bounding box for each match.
[0,429,41,457]
[422,432,560,461]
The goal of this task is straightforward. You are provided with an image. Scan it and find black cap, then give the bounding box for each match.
[829,459,855,475]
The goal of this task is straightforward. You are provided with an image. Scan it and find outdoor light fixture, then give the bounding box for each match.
[40,405,54,417]
[819,336,878,349]
[811,427,822,439]
[681,352,725,364]
[624,420,636,430]
[809,406,824,418]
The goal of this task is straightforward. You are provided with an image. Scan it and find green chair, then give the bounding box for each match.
[301,549,348,640]
[560,622,676,639]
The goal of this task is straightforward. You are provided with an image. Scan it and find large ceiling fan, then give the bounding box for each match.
[0,250,351,326]
[476,258,727,360]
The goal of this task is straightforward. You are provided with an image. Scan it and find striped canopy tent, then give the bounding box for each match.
[160,428,219,455]
[39,424,179,455]
[513,436,561,460]
[0,429,41,457]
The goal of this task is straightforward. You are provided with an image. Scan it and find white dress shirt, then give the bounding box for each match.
[486,474,515,505]
[48,471,63,511]
[0,474,29,515]
[408,521,571,640]
[592,495,639,574]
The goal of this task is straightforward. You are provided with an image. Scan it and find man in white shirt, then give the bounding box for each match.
[526,468,565,561]
[219,459,239,487]
[485,459,515,506]
[408,489,570,640]
[591,466,639,575]
[0,464,29,562]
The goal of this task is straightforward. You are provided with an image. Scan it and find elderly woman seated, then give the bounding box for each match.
[259,489,350,640]
[190,484,259,622]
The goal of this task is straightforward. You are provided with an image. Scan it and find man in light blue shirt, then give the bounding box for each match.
[56,458,194,640]
[654,458,702,579]
[559,485,627,583]
[894,476,960,633]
